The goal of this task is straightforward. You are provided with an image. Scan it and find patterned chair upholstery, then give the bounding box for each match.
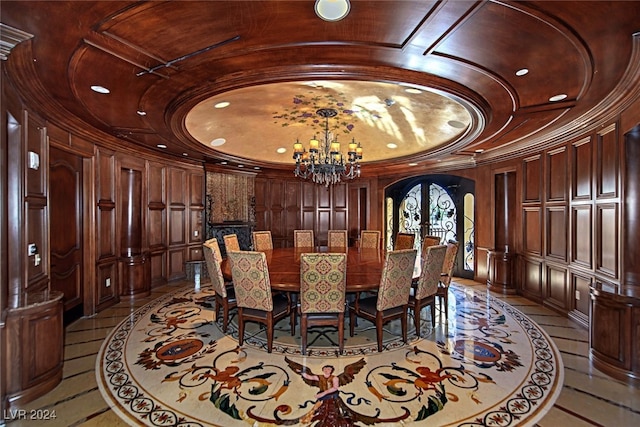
[203,238,236,333]
[395,232,416,250]
[300,253,347,354]
[360,230,381,249]
[294,230,315,248]
[223,234,241,252]
[421,235,441,257]
[436,241,460,319]
[252,230,273,251]
[228,250,294,353]
[349,249,417,351]
[409,244,447,337]
[327,230,348,249]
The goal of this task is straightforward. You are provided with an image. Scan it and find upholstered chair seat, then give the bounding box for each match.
[252,230,273,251]
[294,229,314,248]
[349,249,417,352]
[228,250,294,353]
[299,253,347,354]
[203,238,237,332]
[436,241,460,319]
[409,244,447,336]
[327,230,348,249]
[395,232,416,250]
[359,230,381,249]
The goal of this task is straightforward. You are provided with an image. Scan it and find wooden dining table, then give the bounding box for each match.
[220,246,388,293]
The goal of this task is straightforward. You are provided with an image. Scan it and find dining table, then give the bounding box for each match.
[220,246,391,293]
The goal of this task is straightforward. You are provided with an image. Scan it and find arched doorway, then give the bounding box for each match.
[385,175,475,278]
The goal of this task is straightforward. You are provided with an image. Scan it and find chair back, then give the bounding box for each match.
[223,234,241,252]
[294,230,315,247]
[327,230,348,249]
[300,253,347,314]
[228,251,273,311]
[360,230,380,249]
[421,235,441,256]
[441,241,460,286]
[415,245,447,299]
[253,230,273,251]
[203,239,227,298]
[395,232,416,250]
[376,249,417,311]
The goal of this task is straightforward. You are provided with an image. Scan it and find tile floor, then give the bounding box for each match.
[3,278,640,427]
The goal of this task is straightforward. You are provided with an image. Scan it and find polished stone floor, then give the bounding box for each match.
[3,278,640,426]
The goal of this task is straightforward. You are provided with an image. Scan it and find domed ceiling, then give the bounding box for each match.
[185,80,478,164]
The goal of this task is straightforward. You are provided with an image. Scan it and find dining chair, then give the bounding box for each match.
[360,230,381,249]
[294,229,314,247]
[436,241,460,319]
[395,232,416,250]
[203,238,237,333]
[299,253,347,354]
[252,230,273,251]
[327,230,348,249]
[421,235,441,256]
[228,250,294,353]
[349,249,417,352]
[409,244,447,337]
[223,234,241,252]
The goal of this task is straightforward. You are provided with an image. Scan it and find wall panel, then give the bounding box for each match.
[596,124,618,199]
[522,258,543,299]
[546,206,567,262]
[523,208,542,255]
[523,155,542,203]
[547,147,567,201]
[546,263,568,312]
[571,137,592,200]
[571,205,592,269]
[596,203,618,278]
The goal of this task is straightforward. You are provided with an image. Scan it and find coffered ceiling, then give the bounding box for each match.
[2,1,640,176]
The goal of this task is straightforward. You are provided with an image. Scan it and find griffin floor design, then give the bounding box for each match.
[2,278,640,427]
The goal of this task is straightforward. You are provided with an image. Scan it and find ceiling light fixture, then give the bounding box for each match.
[293,108,362,187]
[314,0,350,22]
[90,85,109,94]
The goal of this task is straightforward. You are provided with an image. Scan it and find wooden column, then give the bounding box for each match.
[488,171,517,293]
[119,168,150,297]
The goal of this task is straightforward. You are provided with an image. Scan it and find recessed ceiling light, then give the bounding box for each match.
[253,166,260,170]
[136,110,146,116]
[220,161,228,165]
[387,143,398,149]
[157,144,167,149]
[475,149,484,153]
[237,164,244,168]
[448,120,466,129]
[210,138,226,146]
[214,102,230,109]
[405,88,422,94]
[276,147,287,154]
[90,85,110,94]
[315,0,350,21]
[549,94,567,102]
[515,68,529,76]
[182,152,188,156]
[408,162,418,166]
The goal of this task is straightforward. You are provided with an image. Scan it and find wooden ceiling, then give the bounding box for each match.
[2,1,640,176]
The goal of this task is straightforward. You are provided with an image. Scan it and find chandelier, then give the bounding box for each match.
[293,108,363,186]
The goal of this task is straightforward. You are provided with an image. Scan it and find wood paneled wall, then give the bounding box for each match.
[254,175,375,248]
[519,121,622,325]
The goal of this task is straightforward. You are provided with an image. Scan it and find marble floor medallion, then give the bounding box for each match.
[96,283,563,426]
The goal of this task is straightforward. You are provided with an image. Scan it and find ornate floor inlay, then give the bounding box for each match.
[96,283,563,426]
